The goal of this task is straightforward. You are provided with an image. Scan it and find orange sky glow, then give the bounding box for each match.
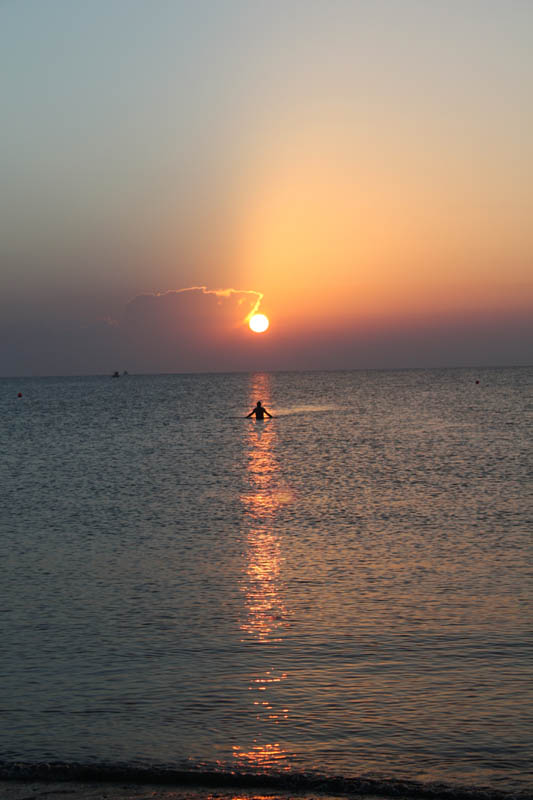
[0,1,531,374]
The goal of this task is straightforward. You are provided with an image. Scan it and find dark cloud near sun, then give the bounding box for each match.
[116,286,264,373]
[0,285,265,375]
[124,286,262,335]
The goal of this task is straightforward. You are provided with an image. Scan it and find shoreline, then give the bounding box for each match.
[0,782,446,800]
[0,783,384,800]
[1,776,531,800]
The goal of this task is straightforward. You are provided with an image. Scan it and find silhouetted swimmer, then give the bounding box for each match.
[246,401,272,420]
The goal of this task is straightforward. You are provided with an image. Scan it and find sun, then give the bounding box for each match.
[249,313,270,333]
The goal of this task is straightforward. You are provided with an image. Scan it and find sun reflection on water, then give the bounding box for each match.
[232,741,289,771]
[240,530,288,642]
[235,374,292,770]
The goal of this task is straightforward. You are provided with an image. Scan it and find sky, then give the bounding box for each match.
[1,0,532,376]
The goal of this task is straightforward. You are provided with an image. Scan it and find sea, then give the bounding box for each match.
[0,368,531,799]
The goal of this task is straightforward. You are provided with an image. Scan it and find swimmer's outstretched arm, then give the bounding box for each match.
[264,410,273,418]
[246,410,255,418]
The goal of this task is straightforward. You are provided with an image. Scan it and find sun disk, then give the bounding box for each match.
[249,313,269,333]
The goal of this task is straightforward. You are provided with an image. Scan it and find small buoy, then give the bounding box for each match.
[475,380,480,384]
[17,392,22,398]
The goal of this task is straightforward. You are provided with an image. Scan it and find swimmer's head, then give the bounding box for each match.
[256,401,262,406]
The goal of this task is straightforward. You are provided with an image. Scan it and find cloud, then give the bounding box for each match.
[124,286,262,333]
[118,286,265,372]
[0,285,266,375]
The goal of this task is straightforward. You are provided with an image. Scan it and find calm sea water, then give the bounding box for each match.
[0,369,531,797]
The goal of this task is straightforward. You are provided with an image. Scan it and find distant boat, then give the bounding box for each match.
[112,371,120,378]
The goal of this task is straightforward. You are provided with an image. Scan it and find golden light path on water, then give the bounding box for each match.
[233,374,293,772]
